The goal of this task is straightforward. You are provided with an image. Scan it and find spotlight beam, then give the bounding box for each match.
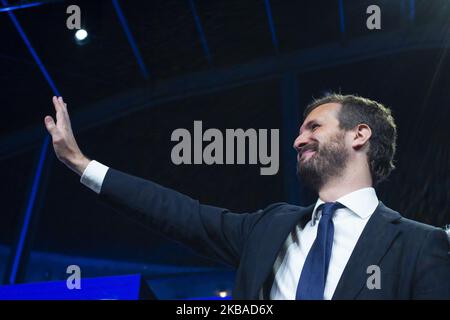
[1,0,60,285]
[338,0,346,37]
[263,0,279,53]
[188,0,212,65]
[112,0,149,80]
[0,0,64,13]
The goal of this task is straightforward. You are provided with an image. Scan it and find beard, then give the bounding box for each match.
[296,132,349,191]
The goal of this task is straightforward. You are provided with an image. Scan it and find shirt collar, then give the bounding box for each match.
[311,187,379,225]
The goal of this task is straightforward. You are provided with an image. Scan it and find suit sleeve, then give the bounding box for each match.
[412,228,450,299]
[98,168,265,268]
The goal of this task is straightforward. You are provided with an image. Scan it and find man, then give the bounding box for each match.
[44,94,450,299]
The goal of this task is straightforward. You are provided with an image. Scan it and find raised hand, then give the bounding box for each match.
[44,96,90,176]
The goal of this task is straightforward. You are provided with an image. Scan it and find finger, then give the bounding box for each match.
[52,96,61,113]
[59,97,72,125]
[44,115,57,135]
[60,97,69,115]
[57,96,65,112]
[59,96,67,110]
[52,96,64,124]
[53,96,66,125]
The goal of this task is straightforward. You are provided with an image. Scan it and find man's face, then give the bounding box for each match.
[294,103,350,191]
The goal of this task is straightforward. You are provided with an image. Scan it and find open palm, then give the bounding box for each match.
[44,96,89,175]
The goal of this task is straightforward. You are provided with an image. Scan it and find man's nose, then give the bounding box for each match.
[293,132,309,152]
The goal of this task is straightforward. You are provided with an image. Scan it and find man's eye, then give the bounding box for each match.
[312,124,320,130]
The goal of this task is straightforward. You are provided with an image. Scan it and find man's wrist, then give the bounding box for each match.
[69,154,91,176]
[80,160,109,194]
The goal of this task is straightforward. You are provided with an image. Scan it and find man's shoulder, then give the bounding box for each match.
[377,202,444,237]
[246,202,314,228]
[258,202,314,216]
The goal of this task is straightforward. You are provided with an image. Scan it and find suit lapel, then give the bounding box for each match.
[249,204,315,299]
[332,202,402,299]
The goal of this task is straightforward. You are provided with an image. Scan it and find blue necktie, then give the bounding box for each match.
[296,202,343,300]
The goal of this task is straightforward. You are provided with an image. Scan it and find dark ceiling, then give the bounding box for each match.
[1,0,449,275]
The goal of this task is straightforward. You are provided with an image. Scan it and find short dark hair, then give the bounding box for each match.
[304,93,397,186]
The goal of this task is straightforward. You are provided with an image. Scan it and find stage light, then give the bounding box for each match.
[75,29,88,41]
[218,290,228,298]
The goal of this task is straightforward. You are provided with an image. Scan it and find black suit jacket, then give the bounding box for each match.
[98,168,450,299]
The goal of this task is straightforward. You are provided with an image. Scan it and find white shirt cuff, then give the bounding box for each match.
[80,160,109,194]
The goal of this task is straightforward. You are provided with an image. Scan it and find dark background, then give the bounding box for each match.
[0,0,449,299]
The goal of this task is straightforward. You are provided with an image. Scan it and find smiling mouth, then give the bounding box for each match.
[298,150,316,161]
[303,150,316,157]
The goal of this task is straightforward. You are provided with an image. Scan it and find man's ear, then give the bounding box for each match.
[352,124,372,150]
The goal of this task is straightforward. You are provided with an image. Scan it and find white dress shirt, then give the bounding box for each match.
[269,187,379,300]
[80,160,379,300]
[80,160,109,194]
